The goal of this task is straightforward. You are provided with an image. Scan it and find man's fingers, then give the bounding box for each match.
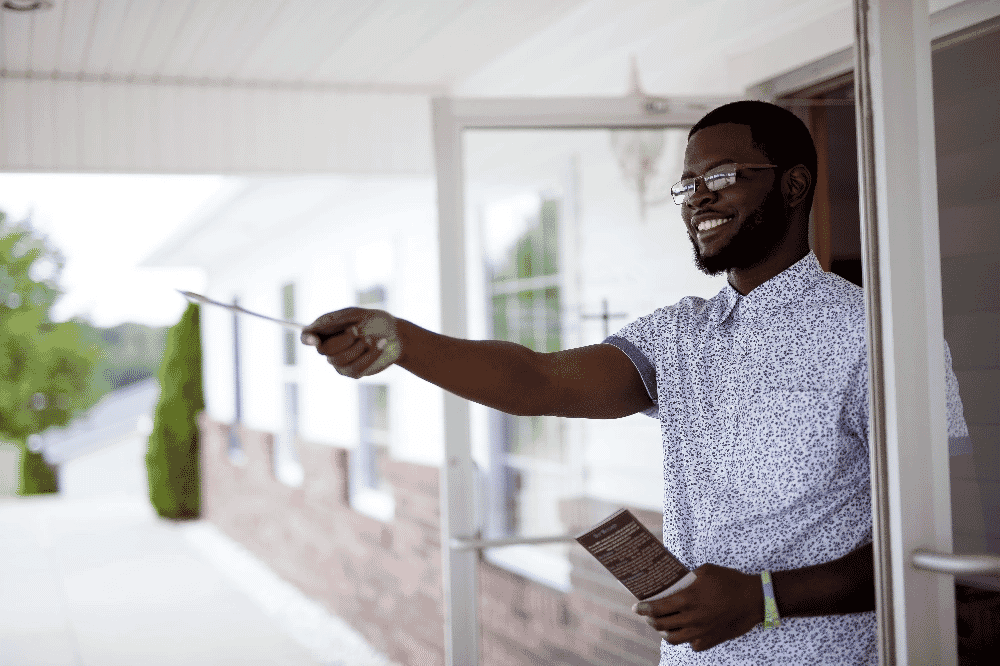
[303,308,400,378]
[301,309,362,342]
[659,628,692,645]
[328,337,368,368]
[646,610,687,632]
[634,593,686,618]
[316,328,363,357]
[336,341,383,378]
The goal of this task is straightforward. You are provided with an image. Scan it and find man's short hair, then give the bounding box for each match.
[689,100,818,210]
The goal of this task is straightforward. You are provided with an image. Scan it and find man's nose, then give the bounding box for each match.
[687,178,718,207]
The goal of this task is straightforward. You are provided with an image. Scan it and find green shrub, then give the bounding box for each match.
[146,302,205,519]
[17,439,58,494]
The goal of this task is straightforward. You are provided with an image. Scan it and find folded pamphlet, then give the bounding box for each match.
[576,508,697,601]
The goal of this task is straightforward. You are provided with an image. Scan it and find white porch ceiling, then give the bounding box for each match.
[0,0,589,91]
[0,0,590,174]
[0,0,992,175]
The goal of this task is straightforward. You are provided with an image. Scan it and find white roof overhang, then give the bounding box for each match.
[0,0,591,174]
[2,1,992,177]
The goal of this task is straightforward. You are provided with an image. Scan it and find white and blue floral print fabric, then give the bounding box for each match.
[605,251,968,665]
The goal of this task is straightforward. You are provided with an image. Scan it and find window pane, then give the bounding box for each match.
[358,383,390,492]
[545,287,561,353]
[357,284,386,307]
[466,126,699,591]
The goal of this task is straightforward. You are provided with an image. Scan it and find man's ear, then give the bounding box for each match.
[782,164,812,209]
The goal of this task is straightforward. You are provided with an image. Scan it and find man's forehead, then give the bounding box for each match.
[683,123,765,170]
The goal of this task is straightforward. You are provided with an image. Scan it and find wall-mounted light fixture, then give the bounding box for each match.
[609,57,674,222]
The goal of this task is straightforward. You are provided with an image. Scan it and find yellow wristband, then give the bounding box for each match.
[761,570,781,630]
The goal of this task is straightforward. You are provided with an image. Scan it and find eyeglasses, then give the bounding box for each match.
[670,163,777,205]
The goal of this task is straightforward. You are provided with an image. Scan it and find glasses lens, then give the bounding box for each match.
[671,179,695,204]
[704,167,737,192]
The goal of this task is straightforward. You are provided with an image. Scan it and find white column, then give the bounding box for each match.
[431,96,481,666]
[854,1,955,664]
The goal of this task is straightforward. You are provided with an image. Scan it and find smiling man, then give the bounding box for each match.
[302,101,968,665]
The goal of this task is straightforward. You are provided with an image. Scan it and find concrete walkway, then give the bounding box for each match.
[0,495,397,666]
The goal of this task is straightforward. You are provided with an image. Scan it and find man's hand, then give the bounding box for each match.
[301,307,403,378]
[632,564,764,652]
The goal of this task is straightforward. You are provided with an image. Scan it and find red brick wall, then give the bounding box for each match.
[199,415,663,666]
[478,498,664,666]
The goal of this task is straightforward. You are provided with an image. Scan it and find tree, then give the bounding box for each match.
[145,302,204,518]
[0,210,101,494]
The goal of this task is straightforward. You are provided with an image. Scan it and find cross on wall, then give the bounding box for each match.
[582,298,628,340]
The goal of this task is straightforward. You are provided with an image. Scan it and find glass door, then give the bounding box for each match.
[853,1,1000,664]
[933,24,1000,661]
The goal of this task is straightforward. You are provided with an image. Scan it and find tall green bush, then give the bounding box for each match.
[146,302,204,519]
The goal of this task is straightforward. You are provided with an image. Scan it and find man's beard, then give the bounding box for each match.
[689,189,791,276]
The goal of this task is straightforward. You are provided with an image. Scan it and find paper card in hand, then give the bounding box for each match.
[575,508,697,601]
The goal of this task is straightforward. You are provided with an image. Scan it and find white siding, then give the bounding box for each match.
[0,79,433,175]
[199,282,237,425]
[199,177,444,466]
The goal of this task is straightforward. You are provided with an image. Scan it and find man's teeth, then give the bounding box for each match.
[697,217,732,231]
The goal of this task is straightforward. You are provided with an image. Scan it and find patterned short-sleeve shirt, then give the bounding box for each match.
[604,251,969,665]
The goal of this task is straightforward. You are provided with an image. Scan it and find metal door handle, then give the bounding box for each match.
[451,534,579,551]
[911,549,1000,576]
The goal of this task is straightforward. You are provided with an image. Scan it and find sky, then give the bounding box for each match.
[0,173,236,328]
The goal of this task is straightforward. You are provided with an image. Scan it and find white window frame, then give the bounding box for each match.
[274,283,304,487]
[351,381,395,522]
[273,380,304,487]
[227,294,247,467]
[479,192,571,590]
[350,284,396,523]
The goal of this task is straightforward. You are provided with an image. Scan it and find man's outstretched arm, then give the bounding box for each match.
[300,307,653,419]
[633,542,875,652]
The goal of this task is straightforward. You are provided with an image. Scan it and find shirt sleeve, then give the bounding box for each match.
[843,340,971,456]
[842,355,870,449]
[944,341,972,456]
[601,305,681,419]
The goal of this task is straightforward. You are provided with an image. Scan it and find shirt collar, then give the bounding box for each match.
[716,251,824,324]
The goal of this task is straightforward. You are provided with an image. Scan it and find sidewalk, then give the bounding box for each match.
[0,495,397,666]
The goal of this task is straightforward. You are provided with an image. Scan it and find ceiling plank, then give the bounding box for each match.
[384,0,591,84]
[305,0,468,82]
[156,0,234,77]
[81,0,131,73]
[1,0,595,90]
[164,0,263,79]
[220,0,323,81]
[55,0,102,73]
[199,0,288,80]
[27,0,68,73]
[1,6,34,73]
[102,0,159,75]
[130,0,199,76]
[247,0,379,82]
